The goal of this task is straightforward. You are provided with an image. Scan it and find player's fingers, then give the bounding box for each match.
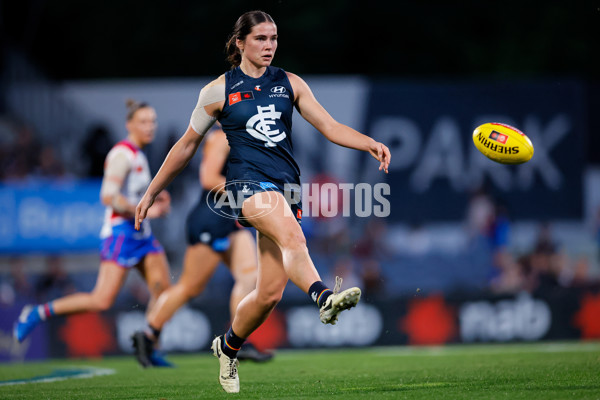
[376,144,384,170]
[383,145,391,173]
[135,203,146,230]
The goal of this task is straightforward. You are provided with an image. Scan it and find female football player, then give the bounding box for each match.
[131,128,272,366]
[135,11,391,392]
[15,100,172,367]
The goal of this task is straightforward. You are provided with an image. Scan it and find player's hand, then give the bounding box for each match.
[369,141,391,173]
[149,191,171,218]
[135,193,155,230]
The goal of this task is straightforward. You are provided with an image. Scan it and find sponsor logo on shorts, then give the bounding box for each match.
[260,182,278,190]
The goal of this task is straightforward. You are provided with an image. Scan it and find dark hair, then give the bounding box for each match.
[125,98,150,120]
[225,10,275,68]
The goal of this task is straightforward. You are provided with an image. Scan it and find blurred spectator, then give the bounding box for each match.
[360,258,385,299]
[404,221,432,255]
[558,257,593,289]
[352,218,390,260]
[35,255,76,303]
[351,218,389,299]
[325,256,362,291]
[0,257,33,305]
[81,124,113,177]
[9,257,32,298]
[2,119,41,180]
[32,146,69,179]
[305,172,352,257]
[490,253,525,294]
[465,185,495,242]
[487,203,515,281]
[520,223,565,293]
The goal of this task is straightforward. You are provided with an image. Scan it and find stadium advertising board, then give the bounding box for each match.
[4,288,595,360]
[0,180,104,253]
[0,303,47,361]
[363,81,585,221]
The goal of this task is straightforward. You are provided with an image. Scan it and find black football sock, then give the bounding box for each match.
[308,281,333,308]
[221,327,245,359]
[145,323,161,342]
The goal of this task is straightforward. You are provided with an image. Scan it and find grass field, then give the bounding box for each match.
[1,342,599,399]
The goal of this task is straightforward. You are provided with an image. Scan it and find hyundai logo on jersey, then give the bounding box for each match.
[270,86,286,93]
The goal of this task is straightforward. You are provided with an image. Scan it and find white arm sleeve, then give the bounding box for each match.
[100,151,129,198]
[190,83,225,136]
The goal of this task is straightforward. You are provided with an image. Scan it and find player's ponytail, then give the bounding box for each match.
[125,98,150,121]
[226,10,275,68]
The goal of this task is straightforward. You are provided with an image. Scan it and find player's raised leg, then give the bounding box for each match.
[14,261,128,342]
[244,191,361,323]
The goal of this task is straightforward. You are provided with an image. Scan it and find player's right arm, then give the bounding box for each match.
[100,151,136,216]
[136,75,226,230]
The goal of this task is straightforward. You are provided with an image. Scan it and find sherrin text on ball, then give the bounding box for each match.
[472,122,534,165]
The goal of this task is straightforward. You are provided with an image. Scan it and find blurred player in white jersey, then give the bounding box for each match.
[14,99,173,365]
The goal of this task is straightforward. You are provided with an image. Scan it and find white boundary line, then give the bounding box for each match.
[0,366,115,386]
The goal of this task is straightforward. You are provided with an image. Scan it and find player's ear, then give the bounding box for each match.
[236,38,244,53]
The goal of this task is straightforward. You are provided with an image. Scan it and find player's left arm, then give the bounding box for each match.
[287,72,390,173]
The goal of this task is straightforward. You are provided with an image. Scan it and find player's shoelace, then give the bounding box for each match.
[226,358,238,378]
[333,276,343,296]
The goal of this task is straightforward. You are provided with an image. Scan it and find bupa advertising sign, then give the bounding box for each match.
[0,179,104,253]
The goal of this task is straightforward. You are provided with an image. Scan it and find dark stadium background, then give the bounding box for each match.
[2,1,599,159]
[1,1,600,360]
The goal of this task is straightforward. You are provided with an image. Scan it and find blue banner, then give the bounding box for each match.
[0,179,104,253]
[362,80,585,221]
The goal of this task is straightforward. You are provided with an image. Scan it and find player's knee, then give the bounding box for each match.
[149,280,169,297]
[256,290,283,311]
[93,296,115,312]
[279,230,307,253]
[236,269,257,289]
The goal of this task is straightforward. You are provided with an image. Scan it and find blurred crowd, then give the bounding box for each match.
[466,187,600,295]
[0,114,113,181]
[0,116,66,181]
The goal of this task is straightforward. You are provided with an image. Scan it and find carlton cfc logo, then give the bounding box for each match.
[246,104,287,147]
[270,86,286,94]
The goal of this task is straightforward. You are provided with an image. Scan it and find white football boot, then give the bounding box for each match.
[212,336,240,393]
[319,276,361,325]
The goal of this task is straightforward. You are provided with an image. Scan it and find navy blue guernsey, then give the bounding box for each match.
[219,66,300,184]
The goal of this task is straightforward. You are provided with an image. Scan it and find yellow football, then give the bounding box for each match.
[472,122,534,165]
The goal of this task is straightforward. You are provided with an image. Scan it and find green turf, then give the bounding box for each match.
[1,342,599,399]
